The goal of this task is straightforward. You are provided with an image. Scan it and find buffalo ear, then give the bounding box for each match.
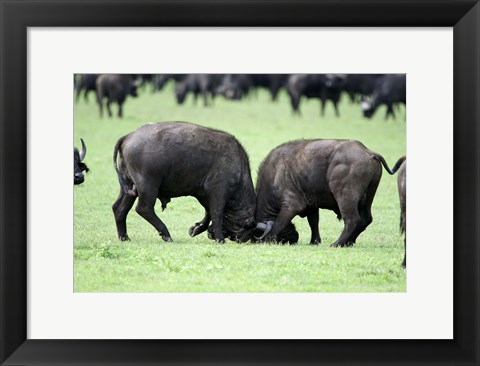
[243,217,256,229]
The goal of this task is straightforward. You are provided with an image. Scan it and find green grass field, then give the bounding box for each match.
[74,82,406,292]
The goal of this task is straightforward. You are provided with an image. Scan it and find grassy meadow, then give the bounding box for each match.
[74,81,406,292]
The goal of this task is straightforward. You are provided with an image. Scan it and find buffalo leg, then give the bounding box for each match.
[118,102,123,118]
[134,184,173,242]
[84,89,89,103]
[75,87,82,103]
[306,208,321,244]
[206,193,227,243]
[320,99,326,116]
[118,96,126,118]
[333,99,340,117]
[112,189,137,241]
[266,207,298,243]
[402,235,406,267]
[106,99,113,117]
[330,188,365,247]
[289,94,301,115]
[347,203,373,245]
[385,104,396,120]
[203,92,209,107]
[97,98,103,117]
[189,210,211,237]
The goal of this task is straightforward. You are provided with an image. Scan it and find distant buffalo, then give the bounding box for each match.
[75,74,99,103]
[74,138,88,185]
[343,74,384,102]
[248,74,288,101]
[153,74,186,92]
[112,121,256,243]
[286,74,342,116]
[392,156,406,267]
[96,74,138,118]
[175,74,224,106]
[361,74,406,119]
[215,74,252,100]
[255,139,395,246]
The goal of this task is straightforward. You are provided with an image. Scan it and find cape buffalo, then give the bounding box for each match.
[286,74,342,116]
[215,74,253,100]
[342,74,384,103]
[392,156,406,267]
[175,74,224,106]
[74,138,88,185]
[248,74,288,101]
[96,74,138,118]
[361,74,406,120]
[75,74,99,103]
[112,122,256,243]
[255,139,395,246]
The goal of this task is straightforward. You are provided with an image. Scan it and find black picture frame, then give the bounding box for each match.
[1,1,479,365]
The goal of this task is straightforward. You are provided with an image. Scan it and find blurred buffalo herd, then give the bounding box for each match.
[74,73,406,120]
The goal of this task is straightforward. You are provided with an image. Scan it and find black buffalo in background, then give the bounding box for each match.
[215,74,253,100]
[175,74,224,106]
[75,74,99,103]
[74,138,89,185]
[343,74,384,102]
[361,74,406,119]
[75,73,406,121]
[248,74,288,101]
[286,74,344,116]
[254,139,396,246]
[112,121,257,243]
[96,74,138,118]
[153,74,186,92]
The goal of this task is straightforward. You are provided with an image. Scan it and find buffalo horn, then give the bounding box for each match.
[79,138,87,161]
[255,220,274,241]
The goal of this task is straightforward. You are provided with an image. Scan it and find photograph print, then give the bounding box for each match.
[74,73,406,292]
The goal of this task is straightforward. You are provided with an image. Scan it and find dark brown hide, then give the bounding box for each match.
[255,139,395,246]
[112,122,256,243]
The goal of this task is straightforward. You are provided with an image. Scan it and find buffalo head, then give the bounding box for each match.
[361,96,375,118]
[129,81,139,98]
[74,138,89,185]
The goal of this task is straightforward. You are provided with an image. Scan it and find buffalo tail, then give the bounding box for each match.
[113,134,136,196]
[370,153,396,175]
[390,155,406,174]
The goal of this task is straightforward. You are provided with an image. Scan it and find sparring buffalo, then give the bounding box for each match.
[361,74,406,119]
[392,156,406,267]
[254,139,395,246]
[96,74,138,118]
[74,138,89,185]
[112,121,256,243]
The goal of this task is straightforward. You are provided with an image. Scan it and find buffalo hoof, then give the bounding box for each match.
[161,235,173,242]
[216,238,225,244]
[330,241,354,248]
[310,239,321,245]
[119,234,130,241]
[188,223,206,237]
